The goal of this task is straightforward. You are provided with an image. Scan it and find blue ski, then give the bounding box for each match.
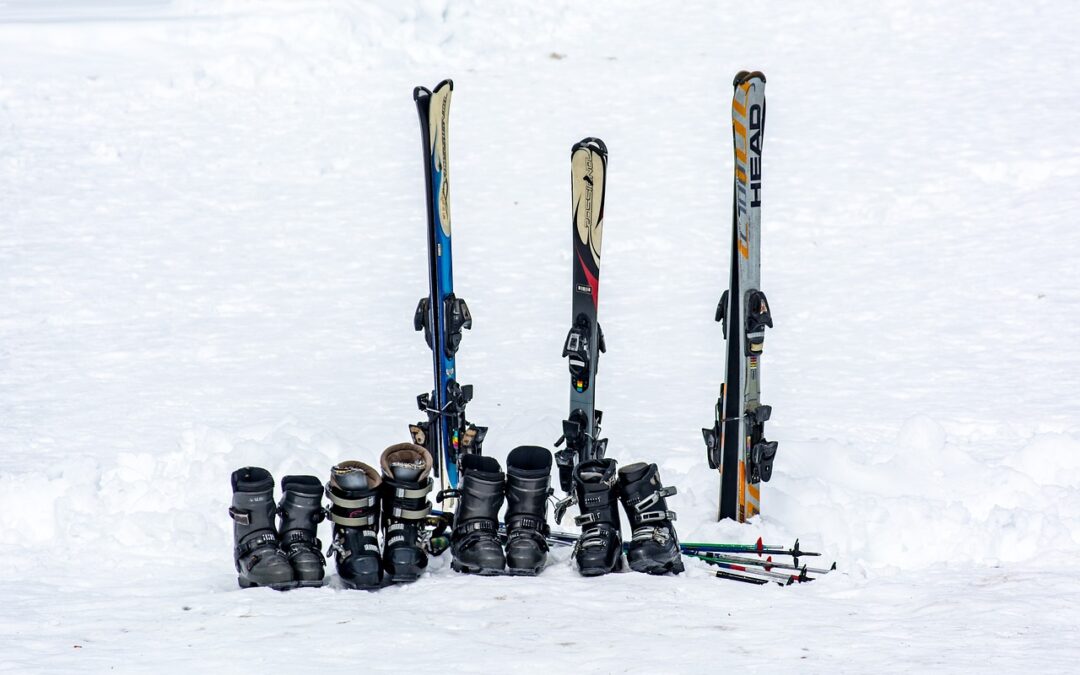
[409,79,486,496]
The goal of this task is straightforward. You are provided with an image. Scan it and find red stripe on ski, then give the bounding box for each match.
[577,251,600,309]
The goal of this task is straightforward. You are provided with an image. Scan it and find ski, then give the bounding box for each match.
[409,79,486,500]
[702,70,778,522]
[554,137,609,493]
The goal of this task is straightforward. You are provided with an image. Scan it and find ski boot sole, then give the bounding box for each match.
[451,561,505,576]
[238,576,298,591]
[505,565,545,577]
[628,557,685,575]
[294,579,327,588]
[386,573,423,584]
[338,576,383,591]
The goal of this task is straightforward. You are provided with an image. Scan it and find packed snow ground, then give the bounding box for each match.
[2,1,1079,672]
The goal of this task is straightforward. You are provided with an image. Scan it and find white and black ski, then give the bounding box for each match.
[554,138,609,493]
[409,79,486,499]
[702,71,778,522]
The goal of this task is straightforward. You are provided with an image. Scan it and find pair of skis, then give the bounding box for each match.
[406,84,613,505]
[702,71,779,522]
[409,80,485,497]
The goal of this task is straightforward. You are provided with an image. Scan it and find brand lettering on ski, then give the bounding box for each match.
[573,148,603,270]
[748,103,763,208]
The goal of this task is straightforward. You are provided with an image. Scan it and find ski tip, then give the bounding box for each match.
[733,70,766,86]
[413,85,431,101]
[572,137,608,157]
[434,78,454,93]
[830,561,837,571]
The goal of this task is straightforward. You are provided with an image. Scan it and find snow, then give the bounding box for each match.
[2,0,1079,671]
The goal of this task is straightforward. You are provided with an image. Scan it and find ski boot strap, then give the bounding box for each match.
[552,493,576,524]
[451,519,499,550]
[228,506,254,525]
[234,531,283,567]
[625,486,677,513]
[281,530,325,562]
[632,510,677,524]
[392,482,434,500]
[631,525,674,546]
[389,503,432,520]
[327,534,380,559]
[574,523,618,551]
[436,488,460,504]
[506,514,548,534]
[277,504,327,524]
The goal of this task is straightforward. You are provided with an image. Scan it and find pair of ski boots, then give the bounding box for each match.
[571,459,683,576]
[449,446,554,576]
[229,467,327,590]
[325,443,436,589]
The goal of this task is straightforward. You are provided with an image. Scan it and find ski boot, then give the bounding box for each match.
[504,446,552,576]
[229,467,295,590]
[379,443,434,583]
[618,462,684,575]
[451,454,507,575]
[277,475,327,587]
[326,461,383,590]
[572,458,623,576]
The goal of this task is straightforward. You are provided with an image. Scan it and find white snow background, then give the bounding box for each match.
[2,0,1079,672]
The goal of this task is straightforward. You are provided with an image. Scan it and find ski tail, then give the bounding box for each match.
[555,137,609,494]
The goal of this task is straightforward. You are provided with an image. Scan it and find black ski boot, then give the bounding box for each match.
[504,446,552,576]
[379,443,434,583]
[451,454,507,575]
[229,467,295,590]
[277,475,327,587]
[618,462,684,575]
[572,458,623,576]
[326,461,383,590]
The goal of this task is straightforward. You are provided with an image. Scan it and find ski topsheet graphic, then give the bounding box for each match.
[554,138,609,493]
[702,71,777,522]
[409,79,486,497]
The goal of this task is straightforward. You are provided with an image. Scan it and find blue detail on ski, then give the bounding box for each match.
[430,156,460,488]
